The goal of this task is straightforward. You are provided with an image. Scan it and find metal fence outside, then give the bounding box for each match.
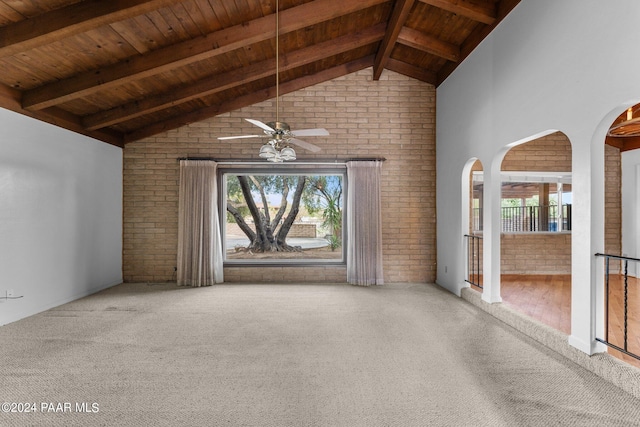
[472,204,572,232]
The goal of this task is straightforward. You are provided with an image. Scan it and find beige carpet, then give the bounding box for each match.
[1,282,639,427]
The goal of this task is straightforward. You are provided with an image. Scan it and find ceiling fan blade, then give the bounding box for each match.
[217,134,264,140]
[289,138,322,153]
[245,118,275,132]
[291,128,330,137]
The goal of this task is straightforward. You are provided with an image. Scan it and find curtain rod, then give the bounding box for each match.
[176,157,386,164]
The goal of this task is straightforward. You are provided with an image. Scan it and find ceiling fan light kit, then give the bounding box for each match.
[259,143,278,160]
[216,0,328,161]
[279,146,297,161]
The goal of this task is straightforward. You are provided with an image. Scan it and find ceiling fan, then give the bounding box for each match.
[217,0,329,162]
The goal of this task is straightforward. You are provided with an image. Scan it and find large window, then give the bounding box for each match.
[220,166,346,265]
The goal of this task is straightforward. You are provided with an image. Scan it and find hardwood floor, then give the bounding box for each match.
[472,274,640,369]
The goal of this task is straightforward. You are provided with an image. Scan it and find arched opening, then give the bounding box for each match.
[600,105,640,368]
[497,132,573,334]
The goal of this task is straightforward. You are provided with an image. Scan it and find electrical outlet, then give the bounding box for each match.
[7,289,14,297]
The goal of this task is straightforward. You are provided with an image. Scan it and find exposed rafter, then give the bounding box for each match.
[22,0,388,111]
[418,0,496,25]
[386,58,437,84]
[0,0,520,145]
[0,0,178,58]
[436,0,520,84]
[373,0,416,80]
[606,136,640,152]
[397,27,459,62]
[0,81,123,146]
[84,24,386,130]
[124,56,375,143]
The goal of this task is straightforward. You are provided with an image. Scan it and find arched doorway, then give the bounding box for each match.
[497,132,573,334]
[599,105,640,368]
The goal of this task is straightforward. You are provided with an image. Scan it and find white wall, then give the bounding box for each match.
[436,0,640,354]
[0,108,122,325]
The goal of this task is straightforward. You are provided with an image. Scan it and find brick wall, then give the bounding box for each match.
[605,144,622,270]
[502,132,572,172]
[123,68,436,283]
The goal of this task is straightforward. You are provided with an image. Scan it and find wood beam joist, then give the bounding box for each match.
[36,107,125,147]
[373,0,415,80]
[0,81,21,110]
[436,0,519,85]
[0,0,178,59]
[22,0,388,111]
[606,136,640,152]
[605,136,625,150]
[397,27,459,62]
[418,0,496,25]
[385,58,437,84]
[0,82,123,146]
[124,56,375,144]
[621,137,640,152]
[84,24,386,130]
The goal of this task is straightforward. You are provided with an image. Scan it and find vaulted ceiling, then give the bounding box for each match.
[0,0,519,147]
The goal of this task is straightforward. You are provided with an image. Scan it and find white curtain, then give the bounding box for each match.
[346,160,384,286]
[177,160,224,286]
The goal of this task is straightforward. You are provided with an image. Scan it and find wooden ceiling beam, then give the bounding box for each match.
[36,107,125,147]
[606,135,640,152]
[418,0,496,25]
[397,27,459,62]
[605,136,625,150]
[385,58,437,85]
[436,0,520,85]
[0,81,21,110]
[22,0,388,111]
[124,56,375,143]
[0,82,123,146]
[84,24,386,130]
[373,0,415,80]
[0,0,178,59]
[621,137,640,152]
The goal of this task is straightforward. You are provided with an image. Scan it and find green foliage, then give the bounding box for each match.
[303,175,343,237]
[225,173,343,248]
[322,196,342,237]
[326,234,341,251]
[501,198,521,208]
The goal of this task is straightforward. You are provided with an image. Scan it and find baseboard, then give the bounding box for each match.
[0,279,122,327]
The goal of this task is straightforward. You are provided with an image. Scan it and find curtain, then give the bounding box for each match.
[346,160,384,286]
[177,160,224,286]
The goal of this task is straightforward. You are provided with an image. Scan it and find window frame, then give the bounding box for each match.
[218,164,347,267]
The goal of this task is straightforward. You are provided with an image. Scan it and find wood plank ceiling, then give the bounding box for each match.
[0,0,520,147]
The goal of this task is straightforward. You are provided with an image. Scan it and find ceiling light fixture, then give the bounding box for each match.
[217,0,328,161]
[608,107,640,137]
[258,0,296,162]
